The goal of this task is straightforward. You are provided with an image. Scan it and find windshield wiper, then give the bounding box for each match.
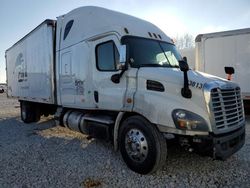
[171,65,180,68]
[138,64,179,68]
[139,64,171,67]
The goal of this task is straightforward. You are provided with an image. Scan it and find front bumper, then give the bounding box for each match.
[158,121,245,159]
[213,126,245,159]
[193,125,245,160]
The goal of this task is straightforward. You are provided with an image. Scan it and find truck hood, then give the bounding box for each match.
[136,67,235,115]
[134,67,239,133]
[133,67,232,131]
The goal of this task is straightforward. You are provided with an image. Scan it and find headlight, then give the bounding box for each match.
[172,109,208,131]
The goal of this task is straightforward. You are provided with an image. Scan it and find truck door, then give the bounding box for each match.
[91,35,127,110]
[59,51,75,105]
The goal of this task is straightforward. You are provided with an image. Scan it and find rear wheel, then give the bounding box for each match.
[119,115,167,174]
[20,101,40,123]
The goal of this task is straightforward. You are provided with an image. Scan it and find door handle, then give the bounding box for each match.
[64,64,68,74]
[94,91,99,103]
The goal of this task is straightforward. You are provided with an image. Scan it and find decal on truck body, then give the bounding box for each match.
[189,80,203,89]
[15,53,27,82]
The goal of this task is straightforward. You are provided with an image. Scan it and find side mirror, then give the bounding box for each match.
[111,74,120,83]
[179,60,189,72]
[224,67,234,75]
[111,45,127,84]
[117,45,126,70]
[178,60,192,98]
[224,66,234,81]
[183,56,187,63]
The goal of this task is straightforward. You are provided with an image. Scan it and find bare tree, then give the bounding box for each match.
[175,33,194,50]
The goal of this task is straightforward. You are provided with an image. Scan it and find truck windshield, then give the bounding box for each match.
[122,37,182,68]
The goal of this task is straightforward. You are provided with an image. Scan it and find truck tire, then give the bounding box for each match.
[34,108,41,122]
[119,115,167,174]
[20,101,40,123]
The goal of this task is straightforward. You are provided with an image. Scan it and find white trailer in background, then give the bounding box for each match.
[195,28,250,103]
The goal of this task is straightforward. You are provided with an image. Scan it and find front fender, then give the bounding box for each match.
[132,91,211,132]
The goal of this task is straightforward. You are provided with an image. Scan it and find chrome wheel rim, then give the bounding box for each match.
[125,128,148,163]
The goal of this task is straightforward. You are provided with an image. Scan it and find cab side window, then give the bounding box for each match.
[96,41,119,71]
[63,20,74,40]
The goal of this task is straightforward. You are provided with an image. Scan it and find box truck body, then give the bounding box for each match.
[6,6,245,174]
[6,20,55,104]
[195,28,250,100]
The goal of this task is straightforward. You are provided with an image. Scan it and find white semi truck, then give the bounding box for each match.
[6,6,245,174]
[195,28,250,108]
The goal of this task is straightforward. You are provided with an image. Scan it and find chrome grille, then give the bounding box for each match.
[211,87,244,131]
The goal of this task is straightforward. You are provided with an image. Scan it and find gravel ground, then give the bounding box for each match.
[0,93,250,188]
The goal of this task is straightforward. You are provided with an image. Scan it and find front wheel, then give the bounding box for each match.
[119,116,167,174]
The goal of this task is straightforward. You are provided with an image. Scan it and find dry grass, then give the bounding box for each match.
[80,178,102,188]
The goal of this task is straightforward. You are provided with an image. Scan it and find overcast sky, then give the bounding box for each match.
[0,0,249,83]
